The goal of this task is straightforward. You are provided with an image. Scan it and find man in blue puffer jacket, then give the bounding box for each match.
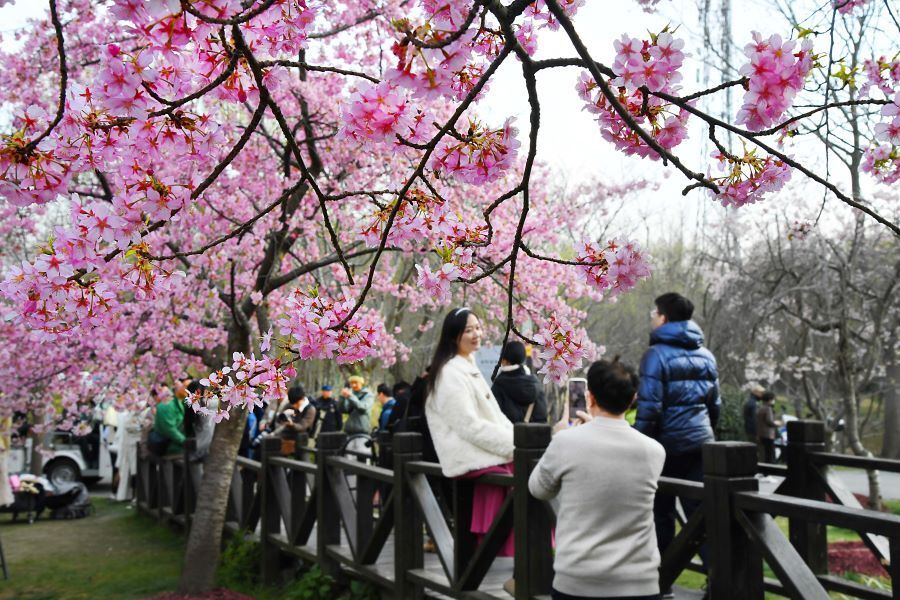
[635,292,720,569]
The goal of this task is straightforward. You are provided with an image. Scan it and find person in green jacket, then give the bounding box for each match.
[153,379,187,456]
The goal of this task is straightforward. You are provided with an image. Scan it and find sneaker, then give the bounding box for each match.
[502,578,515,597]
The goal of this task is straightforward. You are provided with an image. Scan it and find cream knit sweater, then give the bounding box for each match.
[529,417,666,597]
[425,354,515,477]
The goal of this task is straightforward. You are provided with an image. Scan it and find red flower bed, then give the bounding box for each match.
[828,541,888,577]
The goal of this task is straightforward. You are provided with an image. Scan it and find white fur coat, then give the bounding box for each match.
[425,354,515,477]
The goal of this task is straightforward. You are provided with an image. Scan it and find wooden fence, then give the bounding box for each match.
[136,420,898,599]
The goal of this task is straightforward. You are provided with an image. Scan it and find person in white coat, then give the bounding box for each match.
[114,409,144,501]
[425,308,515,558]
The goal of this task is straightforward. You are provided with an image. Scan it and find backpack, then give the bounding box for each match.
[147,429,169,457]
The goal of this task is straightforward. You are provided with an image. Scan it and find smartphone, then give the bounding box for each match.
[567,378,587,422]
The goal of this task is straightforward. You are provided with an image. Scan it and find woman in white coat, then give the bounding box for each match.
[425,307,515,556]
[114,409,144,501]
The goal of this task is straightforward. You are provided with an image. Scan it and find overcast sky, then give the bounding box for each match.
[0,0,864,245]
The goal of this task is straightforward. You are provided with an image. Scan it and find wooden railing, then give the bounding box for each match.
[136,420,898,599]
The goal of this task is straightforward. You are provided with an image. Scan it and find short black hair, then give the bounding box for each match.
[392,381,411,401]
[501,341,526,365]
[288,385,306,404]
[586,357,639,415]
[186,380,203,395]
[655,292,694,322]
[762,390,776,402]
[377,383,391,397]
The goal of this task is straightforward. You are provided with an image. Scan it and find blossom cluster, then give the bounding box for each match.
[276,288,394,366]
[707,149,793,208]
[862,144,900,184]
[860,56,900,98]
[861,93,900,184]
[736,32,815,131]
[873,92,900,145]
[360,188,480,249]
[429,117,520,184]
[575,238,652,297]
[342,81,416,143]
[190,352,291,419]
[831,0,871,14]
[578,30,689,160]
[523,0,586,32]
[610,31,685,92]
[415,242,480,305]
[532,316,592,384]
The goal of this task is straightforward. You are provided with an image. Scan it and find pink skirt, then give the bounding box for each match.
[459,463,515,557]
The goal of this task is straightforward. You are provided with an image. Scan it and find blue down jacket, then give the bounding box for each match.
[634,320,720,455]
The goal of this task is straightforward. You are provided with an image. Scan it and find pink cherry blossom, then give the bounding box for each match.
[575,239,652,296]
[736,32,815,131]
[707,149,793,207]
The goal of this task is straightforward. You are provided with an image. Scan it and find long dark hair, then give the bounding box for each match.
[426,307,473,394]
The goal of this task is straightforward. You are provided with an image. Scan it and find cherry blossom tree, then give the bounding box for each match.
[0,0,897,590]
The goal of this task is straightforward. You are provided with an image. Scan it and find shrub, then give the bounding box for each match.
[217,531,260,590]
[715,384,746,442]
[284,566,337,600]
[338,579,380,600]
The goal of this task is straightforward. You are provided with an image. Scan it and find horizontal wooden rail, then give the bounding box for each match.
[757,462,788,476]
[326,456,394,483]
[658,477,704,499]
[406,460,444,476]
[343,449,374,460]
[235,456,262,471]
[269,456,317,475]
[808,451,900,474]
[734,491,900,538]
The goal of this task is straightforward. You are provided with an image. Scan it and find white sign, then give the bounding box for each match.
[475,345,503,383]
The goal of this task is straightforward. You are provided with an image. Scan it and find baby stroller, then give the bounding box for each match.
[46,481,93,519]
[1,476,47,524]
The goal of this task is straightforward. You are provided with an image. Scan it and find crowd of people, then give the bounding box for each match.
[422,293,720,600]
[103,290,724,599]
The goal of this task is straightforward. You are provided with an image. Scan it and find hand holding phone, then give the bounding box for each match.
[567,378,587,423]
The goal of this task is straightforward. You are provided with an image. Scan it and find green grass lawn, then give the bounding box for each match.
[0,498,184,600]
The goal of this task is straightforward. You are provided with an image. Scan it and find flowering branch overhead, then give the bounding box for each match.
[0,0,897,420]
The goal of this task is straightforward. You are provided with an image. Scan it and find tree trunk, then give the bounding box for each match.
[178,323,251,593]
[177,409,247,593]
[839,359,883,509]
[882,362,900,459]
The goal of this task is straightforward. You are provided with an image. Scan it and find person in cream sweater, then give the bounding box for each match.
[529,358,666,600]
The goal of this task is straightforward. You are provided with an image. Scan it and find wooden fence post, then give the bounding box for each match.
[183,438,196,532]
[513,424,553,599]
[289,433,309,545]
[316,431,346,578]
[784,420,829,575]
[260,436,282,585]
[703,442,764,599]
[135,442,145,509]
[393,432,424,599]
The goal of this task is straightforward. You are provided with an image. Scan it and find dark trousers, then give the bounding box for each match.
[760,438,775,463]
[654,450,707,567]
[552,590,661,600]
